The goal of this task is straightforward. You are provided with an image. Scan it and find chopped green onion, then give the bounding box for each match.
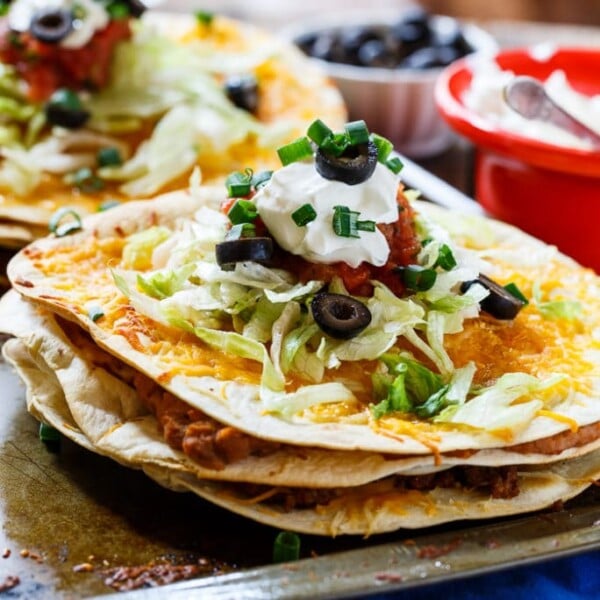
[277,137,313,166]
[97,146,122,167]
[227,199,258,225]
[356,219,376,232]
[225,169,253,197]
[251,170,273,190]
[320,132,349,157]
[504,282,529,305]
[307,119,333,147]
[345,120,369,145]
[225,222,256,240]
[435,244,457,271]
[332,206,375,237]
[39,422,60,452]
[66,167,104,193]
[0,1,9,17]
[291,203,317,227]
[39,422,60,443]
[49,207,82,237]
[385,156,404,174]
[332,205,359,238]
[195,10,214,25]
[107,2,129,19]
[273,531,301,563]
[98,199,121,212]
[370,133,394,162]
[400,265,437,291]
[87,306,104,322]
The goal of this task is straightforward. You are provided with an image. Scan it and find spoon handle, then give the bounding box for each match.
[504,76,600,148]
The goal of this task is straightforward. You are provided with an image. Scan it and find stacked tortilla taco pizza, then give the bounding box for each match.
[0,2,345,246]
[1,119,599,536]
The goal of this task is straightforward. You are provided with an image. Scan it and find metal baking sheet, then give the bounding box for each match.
[1,344,599,599]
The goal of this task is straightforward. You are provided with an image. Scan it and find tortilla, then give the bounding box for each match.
[4,296,599,536]
[144,451,600,536]
[4,289,598,491]
[0,11,345,245]
[6,185,600,460]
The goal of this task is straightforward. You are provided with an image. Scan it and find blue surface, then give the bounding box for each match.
[380,550,600,600]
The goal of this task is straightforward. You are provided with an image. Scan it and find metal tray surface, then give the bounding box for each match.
[1,340,600,599]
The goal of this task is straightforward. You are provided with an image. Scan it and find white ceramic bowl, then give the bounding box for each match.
[282,11,497,158]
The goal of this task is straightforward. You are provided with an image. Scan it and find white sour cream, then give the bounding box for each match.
[254,161,400,268]
[9,0,110,49]
[463,58,600,150]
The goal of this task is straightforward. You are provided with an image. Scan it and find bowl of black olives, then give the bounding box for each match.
[286,7,496,158]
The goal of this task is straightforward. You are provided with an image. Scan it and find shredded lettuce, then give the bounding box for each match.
[438,372,567,435]
[136,264,195,300]
[122,226,172,270]
[532,281,582,321]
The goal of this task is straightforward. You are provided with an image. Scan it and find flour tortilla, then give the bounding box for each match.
[0,293,600,536]
[6,188,600,458]
[2,287,600,486]
[0,12,346,246]
[144,451,600,536]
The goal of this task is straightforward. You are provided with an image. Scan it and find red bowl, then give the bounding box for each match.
[435,47,600,271]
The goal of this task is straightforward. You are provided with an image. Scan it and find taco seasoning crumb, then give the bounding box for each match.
[2,548,10,559]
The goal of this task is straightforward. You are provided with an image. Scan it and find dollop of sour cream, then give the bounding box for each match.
[254,161,400,268]
[9,0,110,49]
[463,57,600,150]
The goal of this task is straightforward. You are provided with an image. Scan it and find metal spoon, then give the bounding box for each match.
[503,76,600,148]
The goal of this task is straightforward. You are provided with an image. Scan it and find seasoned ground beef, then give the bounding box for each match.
[239,465,521,512]
[131,371,281,470]
[396,465,520,499]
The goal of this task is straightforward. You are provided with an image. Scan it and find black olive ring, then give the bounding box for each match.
[315,140,379,186]
[311,292,372,339]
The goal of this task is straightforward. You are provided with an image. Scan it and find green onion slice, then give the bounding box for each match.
[49,207,82,237]
[345,120,370,145]
[195,10,214,25]
[107,2,129,19]
[39,422,60,443]
[225,169,253,197]
[97,146,122,167]
[273,531,301,563]
[401,265,437,291]
[65,167,104,192]
[291,203,317,227]
[320,131,349,157]
[227,199,258,225]
[97,199,121,212]
[435,244,457,271]
[251,170,273,190]
[277,136,313,166]
[87,305,104,322]
[385,156,404,174]
[356,219,376,232]
[370,133,394,162]
[225,222,256,240]
[504,282,529,304]
[307,119,333,147]
[332,205,360,238]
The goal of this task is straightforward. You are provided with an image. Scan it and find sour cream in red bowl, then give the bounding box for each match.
[435,46,600,271]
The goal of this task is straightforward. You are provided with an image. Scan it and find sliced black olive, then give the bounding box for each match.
[30,8,73,44]
[461,274,526,320]
[357,39,389,67]
[311,292,372,339]
[45,88,90,129]
[215,237,273,271]
[316,140,378,185]
[224,75,259,113]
